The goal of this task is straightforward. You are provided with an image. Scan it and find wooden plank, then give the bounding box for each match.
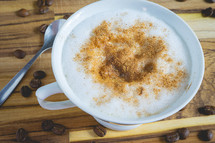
[69,116,215,142]
[70,129,215,143]
[152,0,213,13]
[178,14,215,39]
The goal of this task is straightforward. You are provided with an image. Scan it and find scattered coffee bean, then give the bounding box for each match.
[165,132,180,143]
[63,14,71,20]
[20,86,32,97]
[93,125,106,137]
[37,0,45,7]
[39,24,48,33]
[14,50,26,59]
[201,7,213,17]
[178,128,190,140]
[45,0,54,6]
[51,124,66,135]
[34,70,46,79]
[42,120,54,131]
[16,128,28,142]
[39,6,49,14]
[176,0,186,2]
[17,9,30,17]
[30,79,41,88]
[198,130,213,141]
[198,105,215,115]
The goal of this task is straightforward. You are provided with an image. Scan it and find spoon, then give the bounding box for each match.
[0,19,66,106]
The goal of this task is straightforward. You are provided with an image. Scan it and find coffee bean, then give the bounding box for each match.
[37,0,45,7]
[178,128,190,140]
[14,50,26,59]
[63,14,71,20]
[17,9,30,17]
[51,124,66,135]
[30,79,41,88]
[34,70,46,79]
[176,0,186,2]
[165,132,179,143]
[39,6,49,14]
[198,105,215,115]
[16,128,28,142]
[20,86,32,97]
[41,120,54,131]
[45,0,54,6]
[198,130,213,141]
[39,24,48,34]
[201,7,213,17]
[93,125,106,137]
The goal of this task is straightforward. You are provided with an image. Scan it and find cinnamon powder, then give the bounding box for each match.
[75,20,187,105]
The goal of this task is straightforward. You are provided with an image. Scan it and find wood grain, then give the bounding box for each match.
[0,0,215,143]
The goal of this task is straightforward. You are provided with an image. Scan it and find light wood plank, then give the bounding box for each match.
[69,116,215,142]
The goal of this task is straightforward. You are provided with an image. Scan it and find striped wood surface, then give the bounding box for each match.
[0,0,215,142]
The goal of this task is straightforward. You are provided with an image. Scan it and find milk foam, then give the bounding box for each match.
[62,10,191,120]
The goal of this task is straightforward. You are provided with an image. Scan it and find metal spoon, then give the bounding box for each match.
[0,19,66,106]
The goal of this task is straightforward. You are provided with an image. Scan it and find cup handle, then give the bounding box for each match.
[36,82,76,110]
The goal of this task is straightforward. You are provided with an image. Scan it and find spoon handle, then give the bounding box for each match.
[0,48,45,106]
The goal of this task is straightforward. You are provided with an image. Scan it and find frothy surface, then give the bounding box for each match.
[62,10,191,120]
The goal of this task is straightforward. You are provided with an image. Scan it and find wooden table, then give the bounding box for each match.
[0,0,215,142]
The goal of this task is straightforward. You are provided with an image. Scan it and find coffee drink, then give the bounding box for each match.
[62,10,190,120]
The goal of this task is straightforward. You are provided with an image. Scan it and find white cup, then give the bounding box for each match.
[36,0,204,131]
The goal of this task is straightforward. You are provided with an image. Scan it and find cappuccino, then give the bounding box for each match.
[62,10,190,120]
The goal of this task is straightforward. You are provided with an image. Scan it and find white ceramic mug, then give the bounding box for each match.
[36,0,204,131]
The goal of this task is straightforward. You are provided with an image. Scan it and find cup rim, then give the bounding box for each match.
[51,0,204,124]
